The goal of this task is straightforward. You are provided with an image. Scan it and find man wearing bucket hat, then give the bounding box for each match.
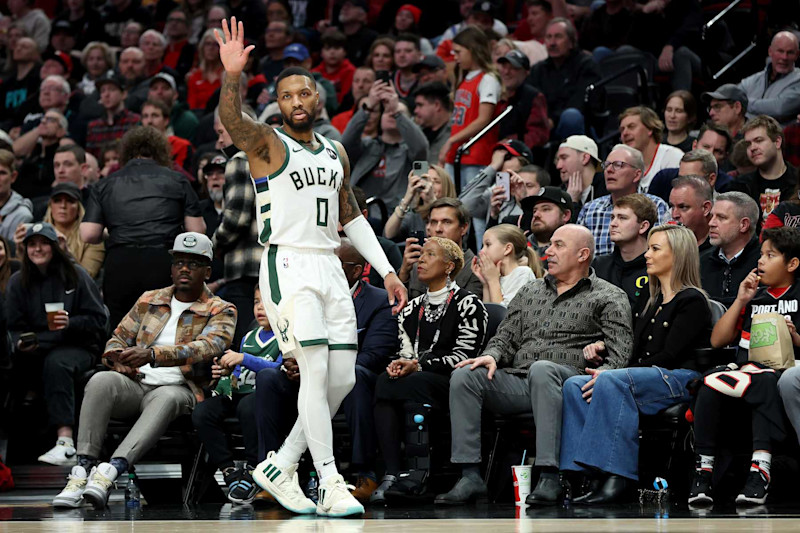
[52,231,236,510]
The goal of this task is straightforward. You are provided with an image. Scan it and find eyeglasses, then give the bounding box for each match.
[172,259,207,270]
[601,160,634,171]
[41,116,61,124]
[707,102,731,112]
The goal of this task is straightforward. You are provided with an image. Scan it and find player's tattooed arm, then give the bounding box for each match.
[216,17,281,163]
[334,140,361,225]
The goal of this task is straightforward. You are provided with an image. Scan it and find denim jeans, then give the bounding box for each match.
[559,366,699,480]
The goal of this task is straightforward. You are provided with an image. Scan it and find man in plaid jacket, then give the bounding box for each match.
[52,232,237,510]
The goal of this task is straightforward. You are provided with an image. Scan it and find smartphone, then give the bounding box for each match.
[19,332,37,347]
[412,160,429,178]
[496,172,511,202]
[410,230,426,247]
[376,70,391,84]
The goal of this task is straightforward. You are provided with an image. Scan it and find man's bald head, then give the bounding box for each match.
[546,224,595,280]
[769,31,800,76]
[335,237,366,287]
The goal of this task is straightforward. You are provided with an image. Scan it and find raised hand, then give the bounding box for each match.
[737,268,760,304]
[214,17,255,75]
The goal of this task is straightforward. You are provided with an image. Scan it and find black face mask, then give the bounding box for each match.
[221,144,239,158]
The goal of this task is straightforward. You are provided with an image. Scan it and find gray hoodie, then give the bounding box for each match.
[0,190,33,245]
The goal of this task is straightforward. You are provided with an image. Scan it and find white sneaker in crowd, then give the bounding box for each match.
[38,438,77,466]
[52,465,88,508]
[82,463,118,509]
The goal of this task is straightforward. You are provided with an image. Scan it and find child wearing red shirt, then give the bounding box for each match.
[312,31,355,104]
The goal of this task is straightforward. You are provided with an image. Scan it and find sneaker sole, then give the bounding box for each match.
[317,505,365,517]
[52,496,84,508]
[736,494,767,505]
[228,491,258,505]
[252,462,316,515]
[82,487,109,509]
[688,493,713,506]
[39,455,78,467]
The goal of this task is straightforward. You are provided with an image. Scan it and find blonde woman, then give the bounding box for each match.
[473,224,542,305]
[186,29,223,110]
[44,182,105,279]
[550,224,711,506]
[384,165,456,242]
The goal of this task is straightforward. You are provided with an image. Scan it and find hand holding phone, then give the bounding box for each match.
[410,230,426,247]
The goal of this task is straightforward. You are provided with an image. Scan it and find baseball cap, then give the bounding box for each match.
[170,232,213,261]
[95,72,125,90]
[471,0,495,16]
[398,4,422,25]
[412,54,446,73]
[42,50,73,75]
[497,49,530,71]
[283,43,310,62]
[52,20,73,33]
[702,83,749,110]
[202,154,228,173]
[520,186,574,214]
[50,182,82,201]
[149,72,177,92]
[559,135,600,162]
[494,139,534,163]
[24,222,59,244]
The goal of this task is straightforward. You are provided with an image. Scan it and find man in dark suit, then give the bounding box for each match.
[254,238,398,502]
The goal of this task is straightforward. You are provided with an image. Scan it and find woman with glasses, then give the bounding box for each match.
[370,237,487,503]
[7,222,107,467]
[554,224,711,505]
[80,126,204,329]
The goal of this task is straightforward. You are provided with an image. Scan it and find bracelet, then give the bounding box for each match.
[394,205,406,219]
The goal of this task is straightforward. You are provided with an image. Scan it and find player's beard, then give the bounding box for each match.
[283,112,314,132]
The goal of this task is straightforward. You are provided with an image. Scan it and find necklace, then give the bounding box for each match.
[414,288,455,358]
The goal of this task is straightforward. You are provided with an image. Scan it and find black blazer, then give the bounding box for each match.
[353,281,399,374]
[630,287,711,370]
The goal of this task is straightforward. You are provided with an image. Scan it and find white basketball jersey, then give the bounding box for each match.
[254,128,343,250]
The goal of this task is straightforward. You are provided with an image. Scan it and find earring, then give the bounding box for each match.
[446,270,452,287]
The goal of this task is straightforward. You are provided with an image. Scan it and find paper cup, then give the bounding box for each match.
[512,465,532,505]
[45,302,64,331]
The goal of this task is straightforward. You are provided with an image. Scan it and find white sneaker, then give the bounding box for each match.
[53,466,88,508]
[38,439,77,466]
[253,451,316,514]
[317,474,365,517]
[82,463,118,509]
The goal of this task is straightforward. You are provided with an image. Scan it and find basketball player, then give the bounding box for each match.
[215,18,407,517]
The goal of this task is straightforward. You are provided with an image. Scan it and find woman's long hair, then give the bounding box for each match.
[646,224,707,311]
[416,165,456,219]
[451,26,501,101]
[487,224,544,278]
[21,235,79,291]
[44,199,87,262]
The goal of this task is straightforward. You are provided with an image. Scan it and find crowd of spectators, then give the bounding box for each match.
[2,0,800,514]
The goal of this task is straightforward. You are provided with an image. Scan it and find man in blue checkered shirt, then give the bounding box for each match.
[577,145,670,256]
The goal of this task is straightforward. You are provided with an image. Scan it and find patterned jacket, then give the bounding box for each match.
[483,270,633,374]
[104,285,237,402]
[212,151,263,281]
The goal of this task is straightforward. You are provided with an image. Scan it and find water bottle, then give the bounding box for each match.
[125,473,140,508]
[306,472,319,503]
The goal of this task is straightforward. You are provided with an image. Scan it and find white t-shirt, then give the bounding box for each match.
[500,265,538,307]
[139,297,195,387]
[639,143,684,193]
[466,69,501,106]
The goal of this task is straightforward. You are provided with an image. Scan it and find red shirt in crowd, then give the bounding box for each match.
[312,59,355,104]
[446,72,498,166]
[187,67,222,110]
[85,108,141,158]
[331,108,354,134]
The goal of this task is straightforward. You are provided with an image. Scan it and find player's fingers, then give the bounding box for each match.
[221,18,231,42]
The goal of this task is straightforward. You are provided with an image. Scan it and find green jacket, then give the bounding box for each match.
[171,101,199,143]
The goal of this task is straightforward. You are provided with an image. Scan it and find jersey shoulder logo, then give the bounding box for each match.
[326,147,337,160]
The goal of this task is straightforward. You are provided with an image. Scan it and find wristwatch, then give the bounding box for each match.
[150,348,156,366]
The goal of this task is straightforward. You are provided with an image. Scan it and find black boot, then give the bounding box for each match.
[575,475,630,505]
[525,471,563,506]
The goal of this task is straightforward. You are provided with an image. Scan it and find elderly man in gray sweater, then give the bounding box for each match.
[738,31,800,125]
[435,224,633,506]
[342,80,428,211]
